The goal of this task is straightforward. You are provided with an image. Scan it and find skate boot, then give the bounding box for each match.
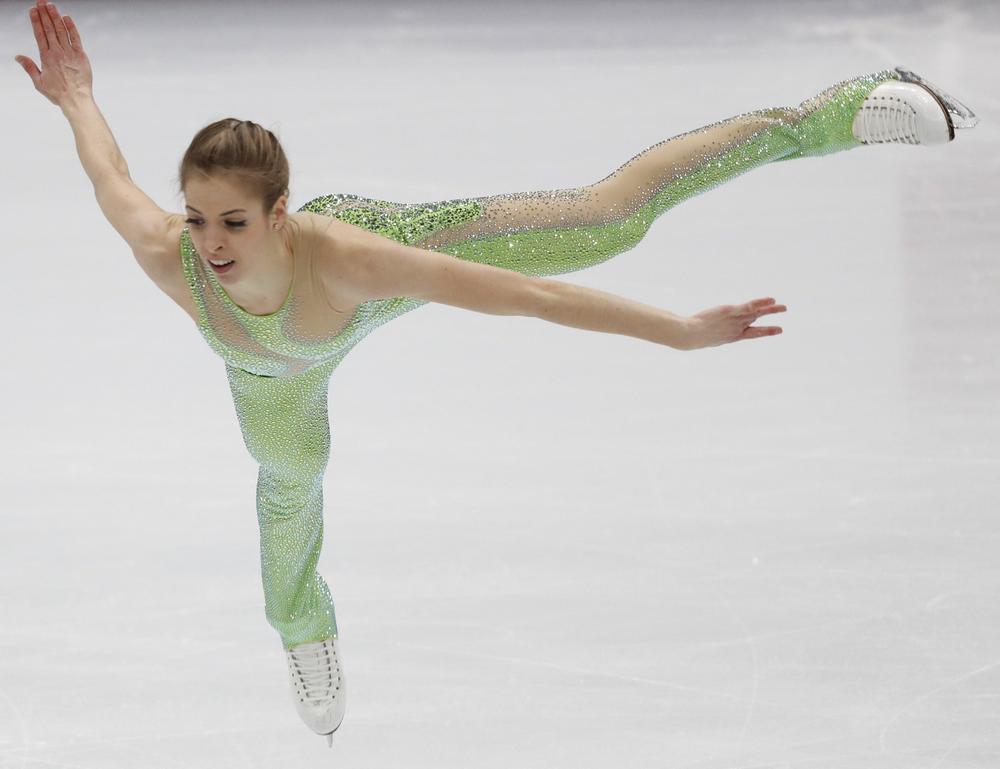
[852,66,979,146]
[285,636,346,747]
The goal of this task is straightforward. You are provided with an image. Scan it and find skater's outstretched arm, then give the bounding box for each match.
[324,218,786,351]
[16,1,176,281]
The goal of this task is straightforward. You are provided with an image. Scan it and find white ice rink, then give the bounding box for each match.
[1,0,997,766]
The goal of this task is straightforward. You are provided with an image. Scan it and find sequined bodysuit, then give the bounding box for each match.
[180,69,900,650]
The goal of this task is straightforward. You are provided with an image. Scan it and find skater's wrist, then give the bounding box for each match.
[535,279,691,350]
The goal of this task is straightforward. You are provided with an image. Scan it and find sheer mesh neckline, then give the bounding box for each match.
[184,227,295,319]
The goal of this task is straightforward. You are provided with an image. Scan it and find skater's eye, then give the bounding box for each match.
[185,218,246,229]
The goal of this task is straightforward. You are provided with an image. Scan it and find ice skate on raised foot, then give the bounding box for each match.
[852,66,979,146]
[285,636,346,748]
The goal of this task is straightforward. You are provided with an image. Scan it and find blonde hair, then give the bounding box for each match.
[177,118,291,215]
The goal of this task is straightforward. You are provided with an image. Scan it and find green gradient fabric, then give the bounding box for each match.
[179,69,898,649]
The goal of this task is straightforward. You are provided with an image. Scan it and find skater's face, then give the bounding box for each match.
[183,173,289,280]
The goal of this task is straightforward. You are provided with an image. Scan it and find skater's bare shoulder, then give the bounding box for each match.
[308,213,373,312]
[313,214,542,316]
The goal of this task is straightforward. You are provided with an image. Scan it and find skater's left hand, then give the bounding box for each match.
[683,297,786,350]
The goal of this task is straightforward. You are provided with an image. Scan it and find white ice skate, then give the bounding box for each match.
[852,66,979,146]
[285,636,346,747]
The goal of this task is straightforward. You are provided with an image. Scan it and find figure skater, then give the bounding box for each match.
[15,0,978,747]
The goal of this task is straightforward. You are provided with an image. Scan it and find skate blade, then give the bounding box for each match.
[323,720,343,748]
[894,66,980,131]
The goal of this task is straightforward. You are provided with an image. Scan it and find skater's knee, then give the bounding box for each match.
[244,427,331,477]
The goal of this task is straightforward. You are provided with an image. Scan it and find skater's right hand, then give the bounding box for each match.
[683,297,786,350]
[15,1,93,109]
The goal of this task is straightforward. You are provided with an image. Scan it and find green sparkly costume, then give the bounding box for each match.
[179,70,899,650]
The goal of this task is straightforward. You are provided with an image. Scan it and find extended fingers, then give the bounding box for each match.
[43,2,72,50]
[739,297,786,341]
[738,298,787,318]
[740,326,783,340]
[746,297,779,311]
[63,13,80,49]
[34,2,56,49]
[753,298,785,312]
[29,5,48,52]
[33,1,70,52]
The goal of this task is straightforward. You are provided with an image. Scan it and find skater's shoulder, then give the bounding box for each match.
[305,213,372,310]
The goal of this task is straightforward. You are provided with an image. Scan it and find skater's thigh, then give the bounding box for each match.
[226,364,334,479]
[410,185,613,254]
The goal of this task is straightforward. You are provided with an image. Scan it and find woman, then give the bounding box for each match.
[15,0,978,747]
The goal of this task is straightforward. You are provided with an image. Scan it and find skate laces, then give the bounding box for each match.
[288,640,339,706]
[858,96,918,144]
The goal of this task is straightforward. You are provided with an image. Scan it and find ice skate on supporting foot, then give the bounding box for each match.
[285,637,346,744]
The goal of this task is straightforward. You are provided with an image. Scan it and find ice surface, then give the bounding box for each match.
[1,0,997,766]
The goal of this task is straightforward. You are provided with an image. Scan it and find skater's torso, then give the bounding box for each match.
[182,211,380,377]
[156,193,486,378]
[159,210,363,340]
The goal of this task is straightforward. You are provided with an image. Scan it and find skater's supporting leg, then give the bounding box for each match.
[225,359,341,650]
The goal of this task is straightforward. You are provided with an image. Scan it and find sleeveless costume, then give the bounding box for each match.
[180,70,899,650]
